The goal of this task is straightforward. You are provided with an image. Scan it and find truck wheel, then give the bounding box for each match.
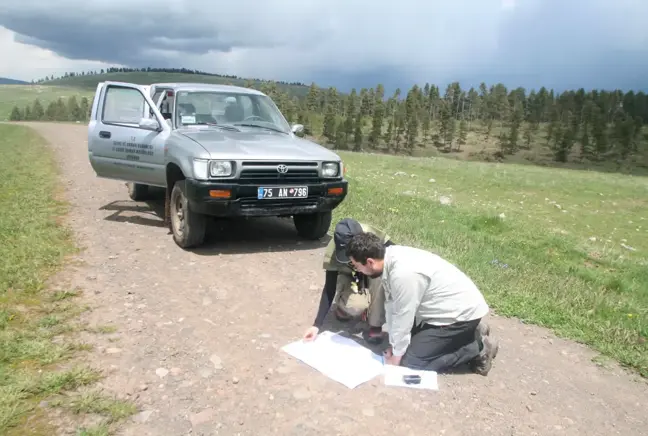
[127,182,149,201]
[293,211,332,240]
[169,181,207,249]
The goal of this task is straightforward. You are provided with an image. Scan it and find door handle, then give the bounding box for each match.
[99,131,111,139]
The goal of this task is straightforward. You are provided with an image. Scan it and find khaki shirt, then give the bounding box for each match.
[322,222,391,272]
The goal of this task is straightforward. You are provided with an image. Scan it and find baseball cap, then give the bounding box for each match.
[334,218,364,263]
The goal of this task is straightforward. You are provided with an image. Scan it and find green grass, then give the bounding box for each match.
[67,390,137,422]
[333,151,648,376]
[0,85,94,120]
[0,124,135,434]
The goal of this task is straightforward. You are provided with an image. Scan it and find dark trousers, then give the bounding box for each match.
[400,318,482,373]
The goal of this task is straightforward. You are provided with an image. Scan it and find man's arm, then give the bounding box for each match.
[387,271,429,357]
[312,270,338,328]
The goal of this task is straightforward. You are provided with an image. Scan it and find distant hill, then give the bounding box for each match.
[42,70,314,98]
[0,77,29,85]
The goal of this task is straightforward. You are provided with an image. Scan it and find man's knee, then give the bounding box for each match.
[400,352,428,370]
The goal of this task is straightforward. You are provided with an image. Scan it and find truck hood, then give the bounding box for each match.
[177,128,341,161]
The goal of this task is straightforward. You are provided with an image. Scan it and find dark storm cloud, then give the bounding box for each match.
[1,0,647,91]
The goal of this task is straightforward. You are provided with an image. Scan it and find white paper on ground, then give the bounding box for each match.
[383,364,439,390]
[281,331,385,389]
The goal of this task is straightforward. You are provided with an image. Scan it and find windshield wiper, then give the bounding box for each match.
[233,123,287,134]
[192,122,241,132]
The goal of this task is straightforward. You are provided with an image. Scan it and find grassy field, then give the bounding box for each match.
[333,151,648,377]
[1,80,646,376]
[0,124,135,435]
[0,85,94,120]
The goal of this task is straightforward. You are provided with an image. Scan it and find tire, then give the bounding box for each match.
[293,211,332,240]
[127,182,149,201]
[169,180,207,249]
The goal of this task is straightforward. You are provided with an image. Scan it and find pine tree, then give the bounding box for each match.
[31,99,45,120]
[384,119,394,148]
[405,86,420,150]
[553,110,575,162]
[67,96,82,120]
[457,118,468,150]
[506,100,524,154]
[438,100,455,151]
[360,88,372,117]
[80,97,90,121]
[522,123,532,149]
[334,119,346,150]
[369,100,384,148]
[580,124,592,159]
[591,106,608,159]
[546,104,560,145]
[322,104,336,143]
[615,114,636,160]
[353,116,363,152]
[421,115,432,142]
[9,106,23,121]
[346,89,357,118]
[305,83,319,112]
[55,98,68,121]
[46,101,57,121]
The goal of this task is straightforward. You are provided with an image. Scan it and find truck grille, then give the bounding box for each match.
[239,161,320,184]
[239,196,319,210]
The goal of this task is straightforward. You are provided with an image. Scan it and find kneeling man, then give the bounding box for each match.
[345,233,499,376]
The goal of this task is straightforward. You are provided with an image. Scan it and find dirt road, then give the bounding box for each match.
[28,122,647,436]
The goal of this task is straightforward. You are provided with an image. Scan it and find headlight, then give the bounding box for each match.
[322,162,339,177]
[209,161,233,177]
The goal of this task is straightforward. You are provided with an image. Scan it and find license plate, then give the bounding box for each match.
[257,186,308,199]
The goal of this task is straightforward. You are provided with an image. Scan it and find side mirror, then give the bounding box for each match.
[291,123,305,137]
[139,118,161,131]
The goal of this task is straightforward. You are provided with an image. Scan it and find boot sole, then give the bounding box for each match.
[474,336,500,376]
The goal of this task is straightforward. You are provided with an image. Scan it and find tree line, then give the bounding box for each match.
[251,80,648,164]
[14,67,648,165]
[36,67,307,88]
[9,96,91,123]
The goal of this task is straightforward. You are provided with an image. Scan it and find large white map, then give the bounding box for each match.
[281,331,385,389]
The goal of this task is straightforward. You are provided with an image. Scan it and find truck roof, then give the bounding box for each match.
[151,82,265,95]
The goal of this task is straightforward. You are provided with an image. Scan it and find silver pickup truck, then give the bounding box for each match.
[87,81,348,248]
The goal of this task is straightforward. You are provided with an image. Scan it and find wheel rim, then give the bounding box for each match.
[171,192,185,237]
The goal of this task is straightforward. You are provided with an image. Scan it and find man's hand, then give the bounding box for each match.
[386,354,402,366]
[303,326,319,342]
[382,347,402,366]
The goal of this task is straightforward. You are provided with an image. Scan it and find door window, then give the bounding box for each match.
[102,86,149,125]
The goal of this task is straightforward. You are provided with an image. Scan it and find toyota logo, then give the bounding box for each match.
[276,164,288,174]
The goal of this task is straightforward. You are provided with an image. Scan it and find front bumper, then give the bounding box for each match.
[184,178,348,217]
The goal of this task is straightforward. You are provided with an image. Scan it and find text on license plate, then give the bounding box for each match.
[257,186,308,199]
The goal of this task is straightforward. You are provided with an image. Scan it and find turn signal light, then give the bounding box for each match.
[209,189,231,198]
[328,187,344,196]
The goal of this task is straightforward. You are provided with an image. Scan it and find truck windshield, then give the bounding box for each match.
[174,90,291,134]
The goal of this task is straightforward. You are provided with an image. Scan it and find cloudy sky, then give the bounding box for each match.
[1,0,647,93]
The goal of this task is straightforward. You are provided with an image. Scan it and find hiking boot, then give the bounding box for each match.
[471,335,500,376]
[476,321,491,338]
